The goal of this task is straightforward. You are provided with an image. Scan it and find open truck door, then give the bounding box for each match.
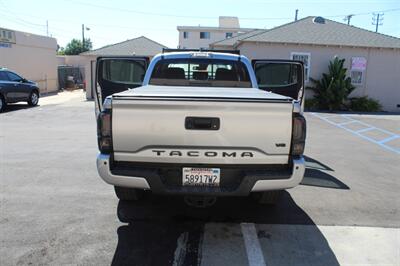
[252,60,304,104]
[95,56,149,113]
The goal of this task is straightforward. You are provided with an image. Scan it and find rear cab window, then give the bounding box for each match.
[149,58,252,88]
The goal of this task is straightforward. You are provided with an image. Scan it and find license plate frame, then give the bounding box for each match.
[182,167,220,187]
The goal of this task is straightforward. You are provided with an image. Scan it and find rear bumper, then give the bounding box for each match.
[96,154,305,196]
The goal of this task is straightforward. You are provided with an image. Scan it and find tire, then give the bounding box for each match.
[0,94,5,113]
[114,186,146,201]
[27,90,39,106]
[253,190,283,205]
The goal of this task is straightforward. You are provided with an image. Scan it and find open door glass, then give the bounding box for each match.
[95,56,149,112]
[252,60,304,102]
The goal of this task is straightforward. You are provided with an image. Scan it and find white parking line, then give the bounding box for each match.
[356,127,375,133]
[311,113,400,154]
[379,135,400,144]
[256,224,399,266]
[338,120,357,126]
[241,223,267,266]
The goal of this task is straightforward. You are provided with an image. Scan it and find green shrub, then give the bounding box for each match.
[304,98,319,111]
[349,97,382,112]
[306,57,355,111]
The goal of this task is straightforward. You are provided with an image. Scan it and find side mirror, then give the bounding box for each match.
[20,78,28,83]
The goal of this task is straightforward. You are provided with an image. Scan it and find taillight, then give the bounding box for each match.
[291,114,306,156]
[97,109,112,153]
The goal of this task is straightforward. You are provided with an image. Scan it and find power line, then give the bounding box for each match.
[0,11,46,30]
[324,8,399,18]
[66,1,400,20]
[67,0,292,20]
[1,2,399,42]
[1,0,400,23]
[0,1,46,27]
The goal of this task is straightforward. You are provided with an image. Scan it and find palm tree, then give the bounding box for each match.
[307,57,355,111]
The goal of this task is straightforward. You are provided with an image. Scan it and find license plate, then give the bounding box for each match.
[182,168,220,186]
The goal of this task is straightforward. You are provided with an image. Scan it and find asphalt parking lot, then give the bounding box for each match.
[0,91,399,266]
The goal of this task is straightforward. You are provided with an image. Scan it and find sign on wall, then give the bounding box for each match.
[0,28,16,44]
[351,57,367,85]
[351,57,367,71]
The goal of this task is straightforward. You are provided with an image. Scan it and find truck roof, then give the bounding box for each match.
[143,51,256,87]
[154,51,244,61]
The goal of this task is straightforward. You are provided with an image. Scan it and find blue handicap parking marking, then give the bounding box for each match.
[311,113,400,155]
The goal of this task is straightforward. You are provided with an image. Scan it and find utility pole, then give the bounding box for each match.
[82,24,85,50]
[46,20,49,36]
[343,14,354,25]
[372,13,384,33]
[295,9,299,21]
[82,24,90,51]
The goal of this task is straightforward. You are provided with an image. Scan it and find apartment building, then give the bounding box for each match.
[177,16,255,49]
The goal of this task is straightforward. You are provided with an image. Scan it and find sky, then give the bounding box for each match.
[0,0,399,49]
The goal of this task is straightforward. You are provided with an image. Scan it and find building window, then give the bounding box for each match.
[183,32,189,39]
[350,57,367,85]
[350,71,363,85]
[0,28,16,43]
[226,32,233,38]
[291,52,311,81]
[200,32,210,39]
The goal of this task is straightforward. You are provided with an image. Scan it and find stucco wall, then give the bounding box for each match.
[238,42,400,112]
[0,30,58,94]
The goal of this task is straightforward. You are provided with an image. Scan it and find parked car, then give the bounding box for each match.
[0,68,40,112]
[95,50,306,206]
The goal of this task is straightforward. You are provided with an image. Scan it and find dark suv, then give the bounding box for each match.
[0,68,40,112]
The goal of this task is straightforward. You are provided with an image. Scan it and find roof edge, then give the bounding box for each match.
[235,16,400,49]
[80,36,168,55]
[210,28,267,46]
[234,39,400,50]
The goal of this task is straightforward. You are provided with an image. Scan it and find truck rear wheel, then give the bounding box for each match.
[253,190,283,205]
[114,186,146,201]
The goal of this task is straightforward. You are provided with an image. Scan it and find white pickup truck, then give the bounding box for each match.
[95,50,306,206]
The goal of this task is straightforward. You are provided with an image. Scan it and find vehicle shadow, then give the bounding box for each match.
[301,155,349,190]
[1,104,38,113]
[111,191,340,266]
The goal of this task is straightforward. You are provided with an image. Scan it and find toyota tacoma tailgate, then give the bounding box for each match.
[111,86,293,165]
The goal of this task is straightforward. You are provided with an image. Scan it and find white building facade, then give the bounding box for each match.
[177,17,254,49]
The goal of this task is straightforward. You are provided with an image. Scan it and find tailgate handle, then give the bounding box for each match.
[185,117,220,130]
